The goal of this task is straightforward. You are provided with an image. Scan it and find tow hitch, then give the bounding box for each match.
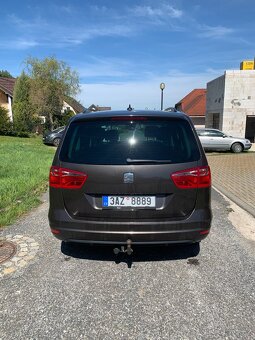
[113,239,133,256]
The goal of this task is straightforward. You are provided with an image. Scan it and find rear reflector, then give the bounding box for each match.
[200,229,210,235]
[171,166,211,189]
[49,166,88,189]
[51,228,60,235]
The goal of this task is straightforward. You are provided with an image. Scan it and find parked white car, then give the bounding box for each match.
[196,128,252,153]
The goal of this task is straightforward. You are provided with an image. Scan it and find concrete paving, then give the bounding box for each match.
[206,146,255,217]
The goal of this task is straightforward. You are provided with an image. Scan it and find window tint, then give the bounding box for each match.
[60,118,200,165]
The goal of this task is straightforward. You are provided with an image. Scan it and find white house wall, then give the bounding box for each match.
[62,101,75,113]
[8,95,13,122]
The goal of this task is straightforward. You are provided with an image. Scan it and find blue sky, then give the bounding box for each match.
[1,0,255,109]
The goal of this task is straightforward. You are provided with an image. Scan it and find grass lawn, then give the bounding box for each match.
[0,136,55,227]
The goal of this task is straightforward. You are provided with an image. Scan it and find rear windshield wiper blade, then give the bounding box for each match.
[126,158,172,164]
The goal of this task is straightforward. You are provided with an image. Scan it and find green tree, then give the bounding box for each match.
[0,106,12,135]
[12,72,38,133]
[54,108,75,127]
[0,70,13,78]
[25,56,80,130]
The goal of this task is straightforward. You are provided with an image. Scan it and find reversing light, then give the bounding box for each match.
[171,166,211,189]
[49,166,88,189]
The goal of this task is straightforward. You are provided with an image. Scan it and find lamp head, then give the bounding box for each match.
[160,83,165,90]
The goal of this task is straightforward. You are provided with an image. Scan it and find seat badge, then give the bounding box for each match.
[124,172,134,183]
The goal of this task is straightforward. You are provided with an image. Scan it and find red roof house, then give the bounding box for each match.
[175,89,206,127]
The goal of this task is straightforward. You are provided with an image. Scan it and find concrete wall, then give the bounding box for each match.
[206,70,255,138]
[222,70,255,137]
[206,75,225,129]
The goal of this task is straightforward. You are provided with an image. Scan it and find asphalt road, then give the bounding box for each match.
[0,190,255,340]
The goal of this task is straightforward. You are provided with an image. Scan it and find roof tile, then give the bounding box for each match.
[175,89,206,117]
[0,77,16,96]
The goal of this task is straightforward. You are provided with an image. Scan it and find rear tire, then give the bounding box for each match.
[53,137,61,147]
[231,142,243,153]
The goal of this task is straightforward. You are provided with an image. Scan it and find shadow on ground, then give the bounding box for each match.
[61,242,200,268]
[206,150,255,156]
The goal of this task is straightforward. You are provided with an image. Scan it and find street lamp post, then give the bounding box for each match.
[160,83,165,110]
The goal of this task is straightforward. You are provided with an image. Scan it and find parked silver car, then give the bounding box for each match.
[196,128,252,153]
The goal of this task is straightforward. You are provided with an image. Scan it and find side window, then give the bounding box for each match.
[208,130,224,137]
[197,130,208,136]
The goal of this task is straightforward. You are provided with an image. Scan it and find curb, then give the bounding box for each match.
[212,185,255,219]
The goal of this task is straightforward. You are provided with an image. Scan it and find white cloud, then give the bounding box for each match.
[6,13,134,49]
[132,4,183,19]
[0,39,39,50]
[198,25,235,38]
[78,70,221,110]
[58,6,74,14]
[8,13,48,29]
[77,58,131,78]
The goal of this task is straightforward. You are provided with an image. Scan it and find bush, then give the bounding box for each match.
[0,106,30,137]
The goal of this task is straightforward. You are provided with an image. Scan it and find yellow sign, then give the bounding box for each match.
[240,60,254,70]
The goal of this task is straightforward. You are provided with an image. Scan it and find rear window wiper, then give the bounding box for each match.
[126,158,172,164]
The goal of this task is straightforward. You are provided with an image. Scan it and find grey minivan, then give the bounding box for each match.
[49,110,212,251]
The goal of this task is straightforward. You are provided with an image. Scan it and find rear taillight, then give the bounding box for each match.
[171,166,211,189]
[49,166,88,189]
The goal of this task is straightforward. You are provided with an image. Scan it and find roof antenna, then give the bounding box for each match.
[127,104,133,111]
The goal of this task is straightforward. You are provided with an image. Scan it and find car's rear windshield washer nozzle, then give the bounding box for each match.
[127,104,133,111]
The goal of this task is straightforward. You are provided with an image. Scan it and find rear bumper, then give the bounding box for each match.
[49,208,212,244]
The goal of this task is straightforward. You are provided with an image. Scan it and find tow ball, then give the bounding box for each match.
[113,239,133,256]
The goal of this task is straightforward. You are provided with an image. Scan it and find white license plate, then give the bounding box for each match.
[102,196,155,208]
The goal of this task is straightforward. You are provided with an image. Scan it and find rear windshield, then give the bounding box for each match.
[59,118,200,165]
